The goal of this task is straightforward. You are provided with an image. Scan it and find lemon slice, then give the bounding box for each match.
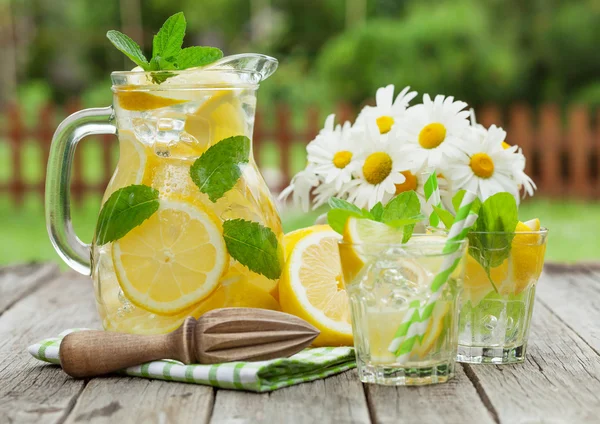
[116,90,187,111]
[510,218,545,294]
[184,90,245,150]
[191,274,280,317]
[113,199,228,315]
[102,131,147,203]
[100,272,199,335]
[340,218,404,283]
[279,226,352,346]
[224,261,280,299]
[414,301,451,358]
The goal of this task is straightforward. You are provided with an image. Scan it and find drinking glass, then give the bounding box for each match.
[457,229,548,364]
[339,237,467,385]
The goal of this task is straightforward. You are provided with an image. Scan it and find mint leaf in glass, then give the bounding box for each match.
[369,202,384,221]
[381,191,421,223]
[432,204,455,228]
[190,135,250,202]
[328,197,362,213]
[223,219,282,280]
[468,192,519,286]
[106,30,150,70]
[327,209,364,234]
[95,185,159,245]
[152,12,187,60]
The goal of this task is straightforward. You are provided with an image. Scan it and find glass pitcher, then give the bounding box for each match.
[46,54,284,334]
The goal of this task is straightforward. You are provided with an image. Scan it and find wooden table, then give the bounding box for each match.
[1,263,600,423]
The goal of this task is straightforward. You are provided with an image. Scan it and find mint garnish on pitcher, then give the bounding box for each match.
[107,12,223,82]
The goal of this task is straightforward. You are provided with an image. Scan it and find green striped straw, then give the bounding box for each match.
[387,190,478,360]
[423,171,442,227]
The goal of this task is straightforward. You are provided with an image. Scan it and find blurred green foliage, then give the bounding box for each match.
[6,0,599,110]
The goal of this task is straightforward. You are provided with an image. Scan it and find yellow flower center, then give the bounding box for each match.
[418,122,447,149]
[470,153,495,178]
[363,152,393,185]
[332,150,353,169]
[502,141,510,149]
[376,116,394,134]
[394,171,418,194]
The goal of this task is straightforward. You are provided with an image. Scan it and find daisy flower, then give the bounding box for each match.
[343,122,416,209]
[355,85,418,134]
[306,114,358,191]
[444,125,527,202]
[278,167,319,212]
[400,94,470,167]
[469,108,512,150]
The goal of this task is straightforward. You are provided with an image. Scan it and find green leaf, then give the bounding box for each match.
[106,30,149,69]
[190,135,250,202]
[381,191,421,223]
[432,205,455,228]
[370,202,384,221]
[150,70,176,84]
[175,47,223,69]
[328,197,362,213]
[327,209,364,234]
[384,216,425,243]
[95,185,159,245]
[223,219,282,280]
[382,191,422,243]
[468,192,519,286]
[152,12,186,60]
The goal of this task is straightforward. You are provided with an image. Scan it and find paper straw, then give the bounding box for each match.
[423,172,442,227]
[387,191,478,359]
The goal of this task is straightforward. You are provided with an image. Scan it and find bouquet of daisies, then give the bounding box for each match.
[280,85,536,220]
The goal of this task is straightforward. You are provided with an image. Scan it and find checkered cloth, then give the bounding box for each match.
[28,329,356,392]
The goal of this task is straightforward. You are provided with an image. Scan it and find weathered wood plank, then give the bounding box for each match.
[0,263,59,313]
[365,364,496,424]
[536,265,600,352]
[464,299,600,423]
[0,271,98,424]
[64,378,214,424]
[210,369,370,424]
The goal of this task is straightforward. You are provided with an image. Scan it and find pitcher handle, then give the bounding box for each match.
[45,107,117,275]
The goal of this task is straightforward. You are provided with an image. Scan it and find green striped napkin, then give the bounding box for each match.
[28,329,356,392]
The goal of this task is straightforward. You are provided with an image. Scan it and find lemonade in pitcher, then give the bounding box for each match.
[46,14,284,334]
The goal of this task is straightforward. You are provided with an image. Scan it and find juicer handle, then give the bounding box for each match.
[45,107,117,275]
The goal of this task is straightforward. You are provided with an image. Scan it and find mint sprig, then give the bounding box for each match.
[190,135,250,202]
[95,185,159,245]
[106,12,223,83]
[223,219,282,280]
[327,192,425,242]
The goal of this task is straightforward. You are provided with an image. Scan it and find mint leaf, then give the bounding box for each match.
[381,191,421,223]
[432,205,455,228]
[382,192,422,243]
[223,219,282,280]
[152,12,186,60]
[328,197,362,213]
[327,209,364,234]
[468,192,519,285]
[106,30,149,69]
[370,202,384,221]
[190,136,250,202]
[95,185,159,245]
[385,216,425,243]
[175,46,223,69]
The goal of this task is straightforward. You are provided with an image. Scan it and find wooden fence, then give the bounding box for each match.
[0,102,599,205]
